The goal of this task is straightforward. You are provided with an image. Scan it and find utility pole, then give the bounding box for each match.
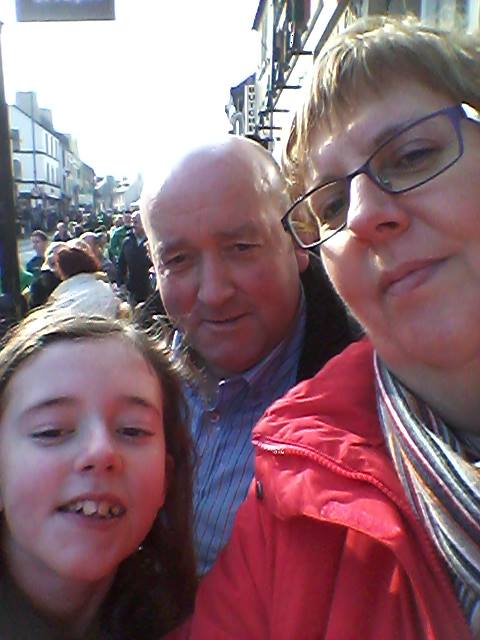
[0,21,21,319]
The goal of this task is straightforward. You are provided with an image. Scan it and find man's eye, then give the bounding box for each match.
[234,243,254,252]
[168,254,186,264]
[162,253,192,271]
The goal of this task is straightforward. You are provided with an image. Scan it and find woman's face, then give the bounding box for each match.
[307,80,480,371]
[0,336,167,594]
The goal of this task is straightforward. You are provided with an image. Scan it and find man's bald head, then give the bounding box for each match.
[142,136,290,223]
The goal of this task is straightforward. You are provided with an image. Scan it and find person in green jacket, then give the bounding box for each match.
[108,210,132,265]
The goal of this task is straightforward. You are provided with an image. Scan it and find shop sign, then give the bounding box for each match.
[16,0,115,22]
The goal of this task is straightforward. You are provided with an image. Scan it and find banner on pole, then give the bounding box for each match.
[16,0,115,22]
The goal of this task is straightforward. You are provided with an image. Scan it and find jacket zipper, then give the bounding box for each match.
[252,433,465,618]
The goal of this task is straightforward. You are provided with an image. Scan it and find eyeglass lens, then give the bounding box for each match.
[289,111,462,247]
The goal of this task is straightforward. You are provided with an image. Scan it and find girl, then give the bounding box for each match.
[0,310,196,639]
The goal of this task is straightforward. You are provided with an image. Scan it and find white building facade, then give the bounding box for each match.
[8,91,97,222]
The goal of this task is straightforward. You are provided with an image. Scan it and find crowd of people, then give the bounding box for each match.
[0,14,479,640]
[12,208,154,319]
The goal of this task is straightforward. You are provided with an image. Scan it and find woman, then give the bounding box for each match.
[48,242,122,317]
[183,16,480,640]
[0,310,196,638]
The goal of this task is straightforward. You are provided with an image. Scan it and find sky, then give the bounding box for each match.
[1,0,261,183]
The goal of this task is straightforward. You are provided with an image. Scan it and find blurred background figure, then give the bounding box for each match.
[117,211,152,307]
[80,231,116,282]
[25,230,48,277]
[28,241,65,309]
[48,243,122,318]
[109,210,132,265]
[52,221,72,242]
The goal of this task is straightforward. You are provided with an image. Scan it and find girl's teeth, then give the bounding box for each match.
[97,501,110,517]
[62,499,123,518]
[82,500,97,516]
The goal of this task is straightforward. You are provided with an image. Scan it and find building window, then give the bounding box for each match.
[13,159,22,179]
[10,129,20,151]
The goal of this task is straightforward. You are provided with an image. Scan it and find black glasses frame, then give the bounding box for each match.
[282,102,480,249]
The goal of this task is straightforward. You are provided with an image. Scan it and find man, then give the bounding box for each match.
[25,230,48,276]
[117,211,152,305]
[52,221,71,242]
[109,210,132,265]
[142,136,357,573]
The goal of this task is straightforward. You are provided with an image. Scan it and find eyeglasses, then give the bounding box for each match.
[281,103,480,249]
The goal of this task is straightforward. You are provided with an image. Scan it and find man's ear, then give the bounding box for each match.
[295,247,310,273]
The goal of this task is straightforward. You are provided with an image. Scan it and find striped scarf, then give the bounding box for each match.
[374,353,480,635]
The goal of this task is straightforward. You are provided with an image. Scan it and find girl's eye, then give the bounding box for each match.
[31,427,72,442]
[117,425,153,438]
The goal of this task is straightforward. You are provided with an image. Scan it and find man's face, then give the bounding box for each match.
[31,236,47,257]
[132,214,144,237]
[144,153,307,378]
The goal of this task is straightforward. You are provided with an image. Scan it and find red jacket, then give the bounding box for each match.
[179,339,472,640]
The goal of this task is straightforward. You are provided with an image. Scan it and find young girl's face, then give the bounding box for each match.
[0,336,167,590]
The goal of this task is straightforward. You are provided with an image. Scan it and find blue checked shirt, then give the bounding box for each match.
[183,294,306,574]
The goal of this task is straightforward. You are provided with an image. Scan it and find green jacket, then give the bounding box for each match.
[109,225,131,263]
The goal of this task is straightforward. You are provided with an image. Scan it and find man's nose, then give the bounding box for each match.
[197,255,235,306]
[346,173,410,243]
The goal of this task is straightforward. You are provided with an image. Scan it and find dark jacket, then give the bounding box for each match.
[296,252,360,381]
[28,270,61,309]
[25,255,44,277]
[117,232,152,304]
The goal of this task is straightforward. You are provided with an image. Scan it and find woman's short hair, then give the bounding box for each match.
[283,15,480,197]
[0,310,196,637]
[55,244,100,279]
